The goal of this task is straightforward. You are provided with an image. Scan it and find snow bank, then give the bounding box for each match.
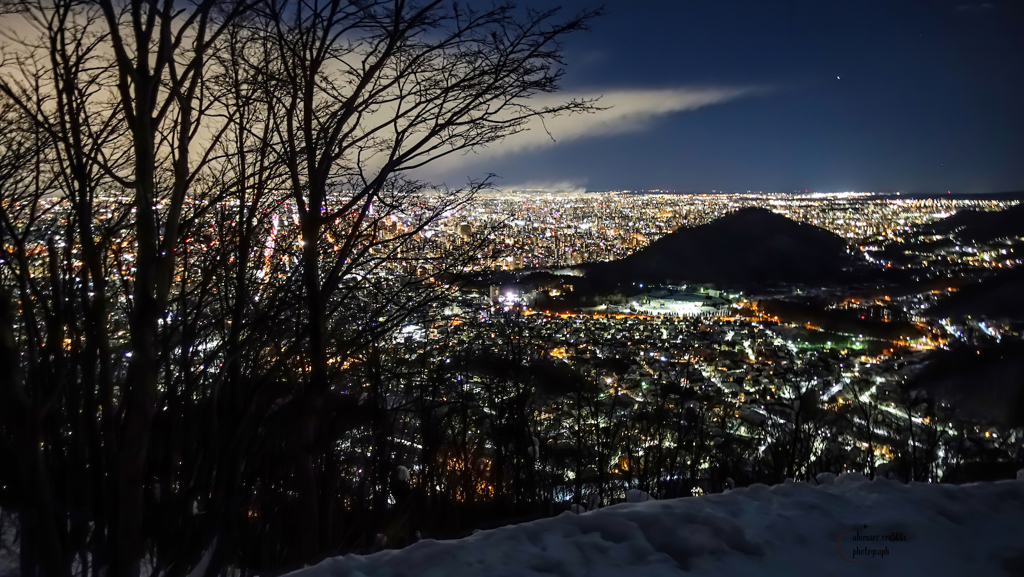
[0,510,17,577]
[289,477,1024,577]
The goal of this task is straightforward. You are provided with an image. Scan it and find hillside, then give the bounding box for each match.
[909,342,1024,430]
[583,208,853,287]
[922,202,1024,243]
[288,476,1024,577]
[927,267,1024,320]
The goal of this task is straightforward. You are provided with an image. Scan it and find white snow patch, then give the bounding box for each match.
[835,471,869,486]
[288,479,1024,576]
[815,472,837,486]
[0,509,17,577]
[625,489,655,503]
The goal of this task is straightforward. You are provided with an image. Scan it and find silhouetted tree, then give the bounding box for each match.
[0,0,598,574]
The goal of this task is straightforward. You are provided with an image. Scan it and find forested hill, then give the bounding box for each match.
[582,207,853,286]
[922,202,1024,243]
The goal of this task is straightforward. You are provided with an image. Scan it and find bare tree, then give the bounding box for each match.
[0,0,599,574]
[249,0,598,558]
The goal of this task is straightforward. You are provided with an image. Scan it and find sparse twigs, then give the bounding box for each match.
[0,1,598,574]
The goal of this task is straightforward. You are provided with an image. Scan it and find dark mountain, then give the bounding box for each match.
[928,267,1024,320]
[922,202,1024,243]
[582,207,854,286]
[910,342,1024,428]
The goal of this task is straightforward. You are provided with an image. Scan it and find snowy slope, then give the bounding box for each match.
[0,510,17,577]
[289,475,1024,577]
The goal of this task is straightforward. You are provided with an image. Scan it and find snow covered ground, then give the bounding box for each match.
[290,475,1024,577]
[0,509,18,577]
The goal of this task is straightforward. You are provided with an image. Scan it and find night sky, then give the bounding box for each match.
[430,0,1024,194]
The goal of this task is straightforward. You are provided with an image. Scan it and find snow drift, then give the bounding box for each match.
[289,475,1024,577]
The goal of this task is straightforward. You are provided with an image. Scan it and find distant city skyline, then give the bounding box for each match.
[424,0,1024,195]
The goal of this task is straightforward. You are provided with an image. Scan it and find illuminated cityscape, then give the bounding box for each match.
[434,191,1016,270]
[13,190,1024,491]
[3,0,1024,573]
[382,191,1023,500]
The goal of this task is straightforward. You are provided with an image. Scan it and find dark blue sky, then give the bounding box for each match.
[437,0,1024,193]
